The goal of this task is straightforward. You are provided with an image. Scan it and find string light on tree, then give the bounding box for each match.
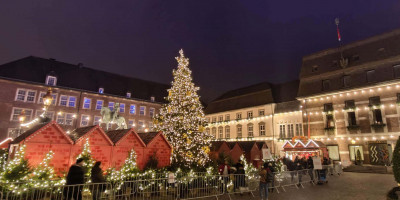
[154,49,212,168]
[76,138,95,179]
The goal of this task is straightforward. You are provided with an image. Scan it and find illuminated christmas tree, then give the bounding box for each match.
[120,149,139,179]
[76,139,95,178]
[154,49,212,168]
[2,145,30,183]
[30,150,55,187]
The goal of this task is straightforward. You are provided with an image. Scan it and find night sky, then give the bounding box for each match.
[1,1,400,102]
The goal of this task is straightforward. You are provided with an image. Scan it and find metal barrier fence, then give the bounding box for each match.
[0,168,340,200]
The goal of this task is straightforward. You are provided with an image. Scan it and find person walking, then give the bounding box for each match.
[267,162,275,193]
[234,160,245,192]
[307,156,314,183]
[218,159,230,193]
[296,162,304,187]
[65,158,85,200]
[91,161,105,200]
[259,163,270,200]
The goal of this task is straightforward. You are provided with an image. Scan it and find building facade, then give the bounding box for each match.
[205,81,302,156]
[0,56,169,140]
[298,29,400,166]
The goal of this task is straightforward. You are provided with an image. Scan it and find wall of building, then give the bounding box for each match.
[0,79,161,140]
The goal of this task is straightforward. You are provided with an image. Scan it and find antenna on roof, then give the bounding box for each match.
[335,18,348,68]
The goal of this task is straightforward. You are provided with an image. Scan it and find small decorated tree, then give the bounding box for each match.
[154,49,212,169]
[76,139,95,178]
[30,150,56,187]
[120,149,140,179]
[2,145,30,183]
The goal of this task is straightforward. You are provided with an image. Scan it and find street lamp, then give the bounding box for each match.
[41,88,53,122]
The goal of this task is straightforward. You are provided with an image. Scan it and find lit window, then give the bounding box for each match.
[129,104,136,114]
[68,96,76,107]
[212,127,217,138]
[327,145,340,161]
[349,145,364,161]
[46,75,57,86]
[119,103,125,113]
[15,89,36,103]
[83,98,91,109]
[65,113,74,125]
[36,110,54,120]
[148,122,153,130]
[93,116,102,125]
[60,95,68,106]
[128,119,135,127]
[10,108,32,122]
[150,96,155,102]
[149,107,155,117]
[99,88,104,94]
[51,94,57,105]
[81,115,90,127]
[140,106,146,116]
[296,124,303,136]
[138,120,144,128]
[96,100,103,110]
[126,92,131,98]
[287,124,294,138]
[56,113,65,124]
[108,102,115,111]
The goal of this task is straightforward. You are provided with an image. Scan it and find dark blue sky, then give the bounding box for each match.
[1,1,400,102]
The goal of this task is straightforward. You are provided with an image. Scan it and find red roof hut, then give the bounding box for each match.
[137,132,172,169]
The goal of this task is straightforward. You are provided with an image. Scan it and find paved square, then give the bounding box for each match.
[225,172,396,200]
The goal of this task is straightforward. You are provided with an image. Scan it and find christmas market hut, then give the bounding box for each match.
[107,128,146,170]
[137,132,172,169]
[69,125,114,169]
[9,121,74,174]
[226,142,244,163]
[236,141,262,166]
[209,141,231,160]
[282,139,328,160]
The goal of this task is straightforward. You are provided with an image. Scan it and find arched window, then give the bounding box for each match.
[212,127,217,139]
[247,123,254,137]
[237,124,242,138]
[218,126,223,139]
[225,126,230,139]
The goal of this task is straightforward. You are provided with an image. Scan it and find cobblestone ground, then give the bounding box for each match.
[218,172,396,200]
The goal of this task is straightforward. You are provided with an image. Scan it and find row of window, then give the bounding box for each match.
[322,65,400,91]
[206,123,267,139]
[44,75,156,102]
[10,107,153,129]
[15,88,155,116]
[208,110,265,123]
[279,124,303,139]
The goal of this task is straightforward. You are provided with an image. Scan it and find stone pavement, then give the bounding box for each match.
[218,172,396,200]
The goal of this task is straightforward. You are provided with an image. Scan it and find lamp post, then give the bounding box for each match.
[41,88,53,122]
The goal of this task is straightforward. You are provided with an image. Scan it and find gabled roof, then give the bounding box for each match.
[69,125,113,145]
[236,141,257,152]
[0,56,169,102]
[106,128,145,146]
[11,121,73,144]
[256,141,267,149]
[137,131,172,149]
[205,80,299,114]
[226,142,241,150]
[205,82,274,114]
[210,141,227,151]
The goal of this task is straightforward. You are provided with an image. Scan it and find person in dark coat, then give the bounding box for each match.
[307,156,314,182]
[234,160,245,192]
[65,158,85,200]
[91,161,105,200]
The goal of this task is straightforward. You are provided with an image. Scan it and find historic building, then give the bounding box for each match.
[0,56,169,140]
[298,29,400,166]
[205,80,302,156]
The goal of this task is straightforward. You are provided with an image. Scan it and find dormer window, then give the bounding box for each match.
[126,92,131,98]
[150,96,155,102]
[46,76,57,86]
[98,87,104,94]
